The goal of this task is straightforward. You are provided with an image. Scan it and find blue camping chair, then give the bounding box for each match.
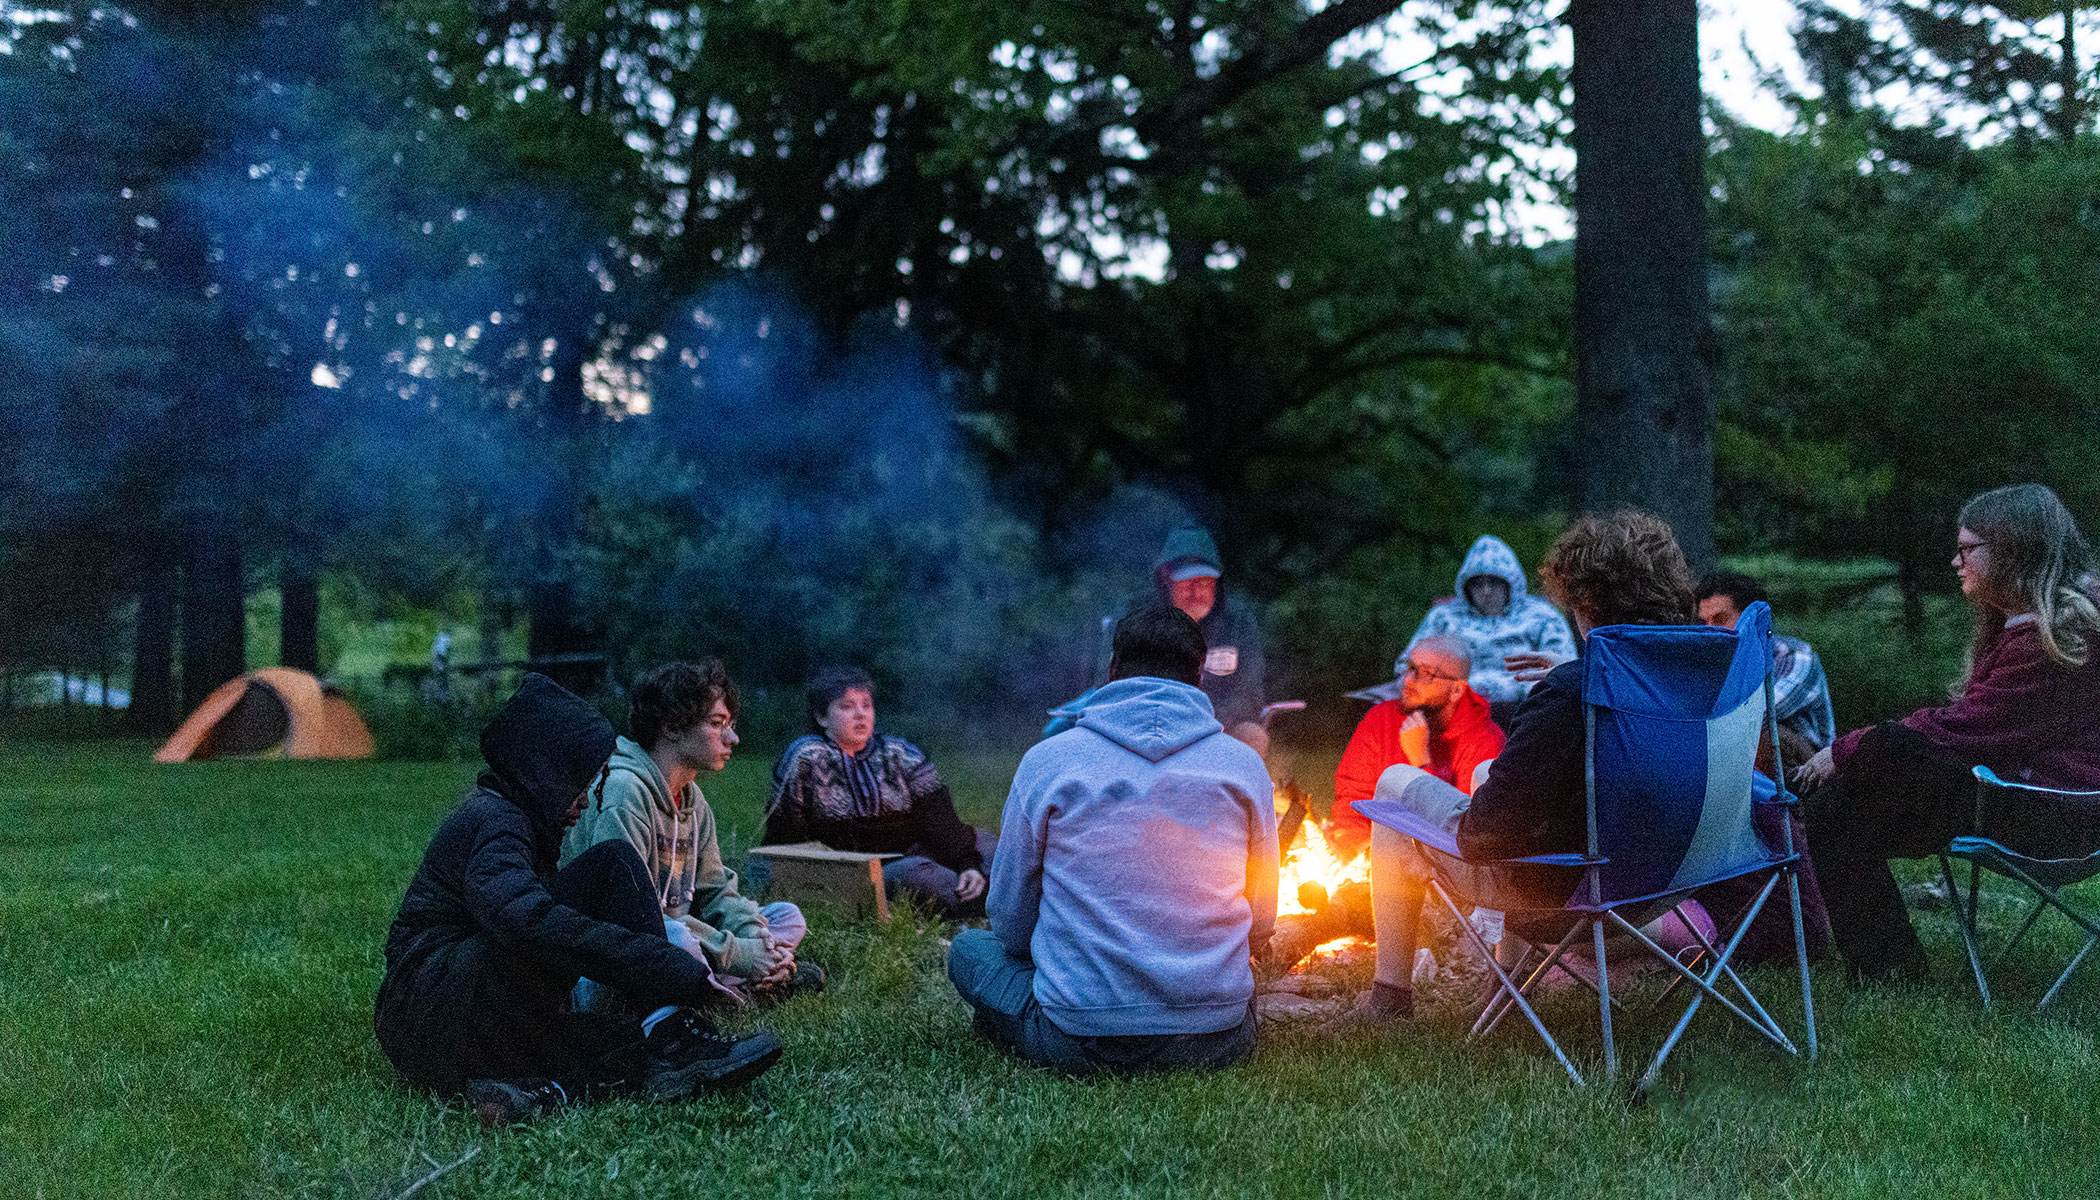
[1937,767,2100,1011]
[1355,602,1818,1091]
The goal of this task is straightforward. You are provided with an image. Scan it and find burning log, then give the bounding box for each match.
[1268,781,1374,970]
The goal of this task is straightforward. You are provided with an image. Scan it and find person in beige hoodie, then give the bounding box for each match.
[561,660,821,1004]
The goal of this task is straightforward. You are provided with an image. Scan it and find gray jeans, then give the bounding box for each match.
[945,928,1256,1075]
[884,828,998,917]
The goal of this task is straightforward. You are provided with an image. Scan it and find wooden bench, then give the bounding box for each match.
[746,842,900,921]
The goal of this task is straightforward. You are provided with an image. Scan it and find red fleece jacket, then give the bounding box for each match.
[1329,689,1505,854]
[1832,615,2100,790]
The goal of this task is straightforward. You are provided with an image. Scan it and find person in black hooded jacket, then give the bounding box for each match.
[374,674,780,1121]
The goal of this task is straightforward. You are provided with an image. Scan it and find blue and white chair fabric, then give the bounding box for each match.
[1356,601,1818,1091]
[1937,766,2100,1011]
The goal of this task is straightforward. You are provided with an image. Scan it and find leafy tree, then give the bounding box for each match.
[1710,115,2100,631]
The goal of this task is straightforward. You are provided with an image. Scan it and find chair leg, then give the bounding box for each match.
[2040,934,2100,1011]
[1940,852,1993,1011]
[1476,923,1584,1043]
[1593,918,1616,1083]
[1787,868,1817,1061]
[1611,915,1794,1054]
[1991,896,2051,973]
[1428,880,1585,1086]
[1673,900,1789,1044]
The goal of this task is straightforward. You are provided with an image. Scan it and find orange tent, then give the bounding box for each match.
[154,668,375,762]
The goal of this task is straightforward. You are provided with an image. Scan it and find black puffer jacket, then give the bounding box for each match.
[373,675,713,1091]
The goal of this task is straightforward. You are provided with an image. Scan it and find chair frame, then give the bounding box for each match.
[1936,766,2100,1012]
[1375,624,1819,1093]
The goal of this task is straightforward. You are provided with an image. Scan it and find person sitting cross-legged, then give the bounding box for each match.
[373,674,782,1126]
[1343,510,1715,1026]
[562,661,820,1007]
[948,605,1280,1075]
[763,667,994,919]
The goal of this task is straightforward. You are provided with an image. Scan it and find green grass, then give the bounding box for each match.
[5,742,2100,1199]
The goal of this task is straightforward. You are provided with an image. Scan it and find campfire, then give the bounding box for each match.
[1276,811,1369,917]
[1271,782,1372,971]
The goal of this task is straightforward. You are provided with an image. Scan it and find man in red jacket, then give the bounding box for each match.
[1328,634,1505,860]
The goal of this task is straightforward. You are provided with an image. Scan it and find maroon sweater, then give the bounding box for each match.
[1831,615,2100,789]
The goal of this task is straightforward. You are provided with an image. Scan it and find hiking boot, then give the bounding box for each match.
[465,1078,568,1127]
[1323,982,1415,1034]
[641,1008,783,1100]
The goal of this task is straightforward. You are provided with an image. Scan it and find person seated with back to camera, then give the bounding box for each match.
[762,666,995,918]
[373,674,782,1127]
[1793,484,2100,985]
[561,661,822,1008]
[1403,534,1579,730]
[1343,510,1717,1026]
[948,605,1279,1075]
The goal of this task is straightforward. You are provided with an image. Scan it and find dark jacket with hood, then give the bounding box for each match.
[1081,523,1267,730]
[373,675,714,1092]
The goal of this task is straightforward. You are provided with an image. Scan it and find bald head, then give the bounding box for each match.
[1399,633,1473,719]
[1412,634,1471,679]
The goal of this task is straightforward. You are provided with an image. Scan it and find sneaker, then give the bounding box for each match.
[465,1078,568,1127]
[641,1008,784,1100]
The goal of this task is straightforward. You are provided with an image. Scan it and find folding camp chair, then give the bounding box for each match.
[1356,601,1818,1092]
[1937,766,2100,1011]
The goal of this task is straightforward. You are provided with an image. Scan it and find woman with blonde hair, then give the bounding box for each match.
[1796,484,2100,983]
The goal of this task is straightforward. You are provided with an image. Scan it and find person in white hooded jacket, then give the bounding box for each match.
[561,661,818,1004]
[1401,534,1577,724]
[948,605,1279,1074]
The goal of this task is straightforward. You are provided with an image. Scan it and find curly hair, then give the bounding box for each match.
[629,660,740,749]
[1541,509,1697,630]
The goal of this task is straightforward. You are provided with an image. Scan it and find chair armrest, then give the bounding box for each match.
[1353,797,1606,867]
[1351,797,1462,857]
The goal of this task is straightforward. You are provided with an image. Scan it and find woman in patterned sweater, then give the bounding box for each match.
[763,667,994,917]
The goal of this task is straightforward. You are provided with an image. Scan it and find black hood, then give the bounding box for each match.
[477,673,617,863]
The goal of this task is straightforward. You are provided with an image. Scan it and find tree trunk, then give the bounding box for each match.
[280,557,320,674]
[180,521,246,714]
[131,560,178,733]
[2061,4,2082,142]
[1570,0,1717,568]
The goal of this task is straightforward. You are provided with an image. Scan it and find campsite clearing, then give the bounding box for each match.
[3,741,2097,1199]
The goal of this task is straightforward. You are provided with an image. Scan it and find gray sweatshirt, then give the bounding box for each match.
[989,676,1279,1037]
[558,736,772,977]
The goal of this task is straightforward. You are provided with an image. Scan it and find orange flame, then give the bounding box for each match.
[1276,816,1369,916]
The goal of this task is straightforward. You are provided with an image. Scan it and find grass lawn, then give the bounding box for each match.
[5,739,2100,1199]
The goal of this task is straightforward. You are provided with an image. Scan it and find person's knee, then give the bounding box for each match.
[945,927,1005,1000]
[564,838,650,887]
[763,901,807,947]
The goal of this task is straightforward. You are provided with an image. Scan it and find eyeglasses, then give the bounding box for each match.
[1955,539,1990,565]
[1402,661,1466,684]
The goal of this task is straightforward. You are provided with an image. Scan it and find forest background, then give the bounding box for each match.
[8,0,2100,755]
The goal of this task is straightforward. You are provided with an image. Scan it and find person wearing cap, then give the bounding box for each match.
[1056,522,1270,753]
